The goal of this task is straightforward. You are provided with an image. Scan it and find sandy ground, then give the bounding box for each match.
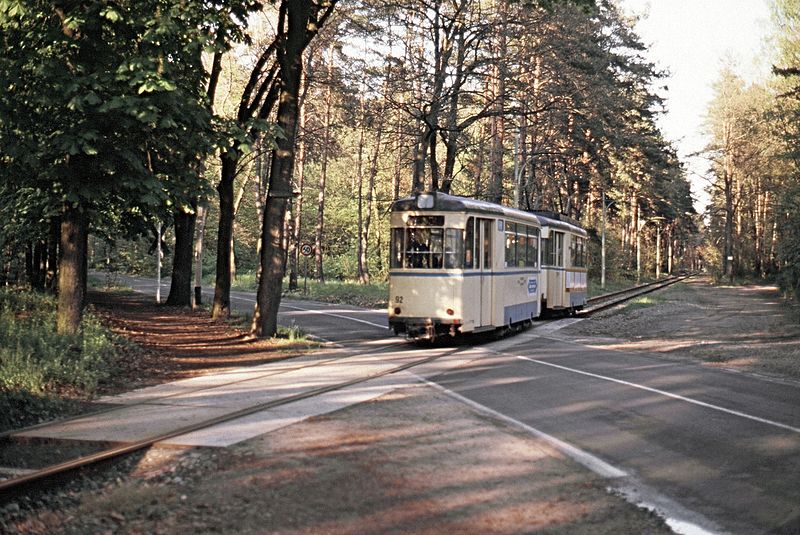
[6,277,799,533]
[560,276,800,381]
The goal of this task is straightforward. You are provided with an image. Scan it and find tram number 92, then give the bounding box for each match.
[394,296,404,304]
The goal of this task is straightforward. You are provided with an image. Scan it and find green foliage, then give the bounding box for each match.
[285,278,389,309]
[620,294,665,312]
[0,0,263,292]
[698,241,724,282]
[0,288,119,395]
[278,322,306,342]
[776,183,800,299]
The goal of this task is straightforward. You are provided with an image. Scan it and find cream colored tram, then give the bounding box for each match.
[535,211,589,313]
[388,192,588,339]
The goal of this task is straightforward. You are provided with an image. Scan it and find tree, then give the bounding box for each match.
[704,69,777,281]
[771,0,800,298]
[165,1,260,307]
[252,0,338,338]
[0,1,216,332]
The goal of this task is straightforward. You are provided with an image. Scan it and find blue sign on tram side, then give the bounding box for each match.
[528,278,538,296]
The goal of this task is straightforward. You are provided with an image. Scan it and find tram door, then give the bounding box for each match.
[477,218,494,326]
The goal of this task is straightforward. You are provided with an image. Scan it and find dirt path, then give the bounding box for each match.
[89,291,316,396]
[560,276,800,381]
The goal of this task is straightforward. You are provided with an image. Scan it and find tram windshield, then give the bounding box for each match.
[391,223,464,269]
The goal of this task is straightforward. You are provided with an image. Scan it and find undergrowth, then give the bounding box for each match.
[284,279,389,309]
[0,288,120,431]
[621,294,666,312]
[222,271,389,309]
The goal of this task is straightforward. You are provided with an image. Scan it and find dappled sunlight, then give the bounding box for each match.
[201,386,670,534]
[588,338,723,354]
[561,277,800,381]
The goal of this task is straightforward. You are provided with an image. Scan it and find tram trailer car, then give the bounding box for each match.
[388,192,588,340]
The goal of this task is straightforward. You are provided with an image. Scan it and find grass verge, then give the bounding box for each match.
[284,279,388,309]
[221,271,389,309]
[0,288,121,432]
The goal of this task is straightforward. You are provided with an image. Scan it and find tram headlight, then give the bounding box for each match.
[446,308,454,316]
[416,193,435,209]
[394,307,401,315]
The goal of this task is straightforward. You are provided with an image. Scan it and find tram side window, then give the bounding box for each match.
[526,226,539,268]
[391,228,404,268]
[570,235,587,268]
[464,218,475,269]
[482,219,492,269]
[445,229,464,269]
[543,231,564,267]
[515,227,526,267]
[505,222,539,268]
[553,232,564,267]
[505,222,518,267]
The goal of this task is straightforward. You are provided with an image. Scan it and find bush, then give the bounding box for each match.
[286,279,388,309]
[0,288,120,430]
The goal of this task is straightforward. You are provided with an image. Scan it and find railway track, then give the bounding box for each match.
[0,274,692,499]
[0,341,467,499]
[583,274,693,315]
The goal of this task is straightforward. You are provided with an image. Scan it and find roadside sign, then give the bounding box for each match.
[300,243,314,257]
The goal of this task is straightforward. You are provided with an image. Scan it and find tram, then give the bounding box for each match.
[388,192,588,339]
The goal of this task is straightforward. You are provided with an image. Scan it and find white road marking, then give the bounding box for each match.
[280,303,388,330]
[515,355,800,434]
[411,372,725,535]
[412,374,628,479]
[229,293,388,331]
[123,280,387,330]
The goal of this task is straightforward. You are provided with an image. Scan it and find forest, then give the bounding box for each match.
[1,0,799,338]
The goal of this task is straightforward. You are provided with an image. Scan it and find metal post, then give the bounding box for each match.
[655,222,661,279]
[601,190,607,290]
[303,255,308,295]
[156,221,162,304]
[636,218,641,283]
[513,129,521,208]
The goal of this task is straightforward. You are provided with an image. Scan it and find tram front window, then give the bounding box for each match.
[391,226,464,269]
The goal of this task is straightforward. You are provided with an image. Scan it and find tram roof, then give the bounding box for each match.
[391,192,586,236]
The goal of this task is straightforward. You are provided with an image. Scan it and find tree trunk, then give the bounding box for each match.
[46,217,59,292]
[230,174,251,283]
[57,204,88,335]
[315,43,335,283]
[724,164,734,283]
[356,93,367,283]
[194,204,207,307]
[24,242,33,288]
[212,152,238,318]
[487,0,507,204]
[166,201,197,306]
[289,62,309,291]
[253,1,312,338]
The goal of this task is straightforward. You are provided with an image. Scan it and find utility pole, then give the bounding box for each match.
[156,221,162,304]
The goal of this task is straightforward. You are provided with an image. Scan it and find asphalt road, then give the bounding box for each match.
[106,274,799,534]
[102,273,392,346]
[432,332,800,534]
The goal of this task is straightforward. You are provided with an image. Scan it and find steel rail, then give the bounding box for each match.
[584,274,694,315]
[0,344,466,496]
[0,338,407,443]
